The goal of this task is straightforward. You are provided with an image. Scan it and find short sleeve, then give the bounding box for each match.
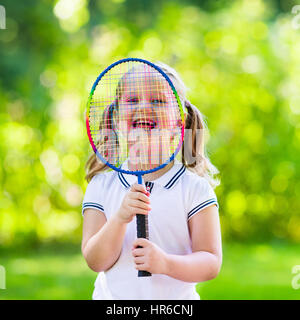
[187,177,218,221]
[82,174,105,216]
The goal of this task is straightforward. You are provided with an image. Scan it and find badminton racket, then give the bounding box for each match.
[86,58,185,277]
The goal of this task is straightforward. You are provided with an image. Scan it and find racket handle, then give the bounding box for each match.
[138,270,152,277]
[136,175,151,277]
[136,215,151,277]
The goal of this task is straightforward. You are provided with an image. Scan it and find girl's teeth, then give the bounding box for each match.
[132,120,156,129]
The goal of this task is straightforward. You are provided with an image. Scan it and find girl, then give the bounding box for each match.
[81,62,222,300]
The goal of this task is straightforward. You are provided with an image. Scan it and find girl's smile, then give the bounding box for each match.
[131,118,157,130]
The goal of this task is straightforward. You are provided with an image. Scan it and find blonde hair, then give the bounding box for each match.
[85,61,220,188]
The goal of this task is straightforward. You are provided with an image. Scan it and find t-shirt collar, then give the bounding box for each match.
[117,160,186,190]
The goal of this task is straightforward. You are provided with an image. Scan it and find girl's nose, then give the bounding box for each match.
[134,99,153,112]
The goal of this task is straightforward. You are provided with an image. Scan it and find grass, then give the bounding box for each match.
[0,242,299,300]
[197,242,300,300]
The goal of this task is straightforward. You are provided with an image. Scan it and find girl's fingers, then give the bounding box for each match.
[130,200,151,211]
[131,183,148,195]
[137,210,149,216]
[133,238,149,248]
[135,263,148,271]
[132,248,144,257]
[134,256,144,264]
[129,192,150,203]
[133,208,149,216]
[135,192,150,203]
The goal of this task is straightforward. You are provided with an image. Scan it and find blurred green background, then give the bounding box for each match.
[0,0,300,299]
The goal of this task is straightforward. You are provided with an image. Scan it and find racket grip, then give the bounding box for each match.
[136,214,151,277]
[138,270,152,277]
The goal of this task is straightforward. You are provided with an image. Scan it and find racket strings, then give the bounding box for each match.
[88,61,183,171]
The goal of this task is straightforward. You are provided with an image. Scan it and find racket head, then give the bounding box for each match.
[86,58,185,175]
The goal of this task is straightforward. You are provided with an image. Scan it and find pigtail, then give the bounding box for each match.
[85,102,118,182]
[85,153,105,182]
[182,100,220,188]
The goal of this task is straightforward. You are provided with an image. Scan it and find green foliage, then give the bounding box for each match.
[0,242,299,299]
[0,0,299,245]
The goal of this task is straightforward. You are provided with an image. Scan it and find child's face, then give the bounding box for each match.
[115,69,182,169]
[117,70,179,133]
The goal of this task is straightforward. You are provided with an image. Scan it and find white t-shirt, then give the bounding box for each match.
[82,160,218,300]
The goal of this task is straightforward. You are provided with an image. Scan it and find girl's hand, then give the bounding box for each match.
[132,238,169,274]
[116,183,151,224]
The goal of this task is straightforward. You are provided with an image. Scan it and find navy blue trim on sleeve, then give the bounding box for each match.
[82,202,104,215]
[187,198,218,220]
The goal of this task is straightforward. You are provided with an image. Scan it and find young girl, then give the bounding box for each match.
[81,62,222,300]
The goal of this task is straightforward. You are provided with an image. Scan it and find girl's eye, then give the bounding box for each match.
[152,99,165,104]
[126,97,138,103]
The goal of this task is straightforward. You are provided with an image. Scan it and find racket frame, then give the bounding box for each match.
[86,58,185,176]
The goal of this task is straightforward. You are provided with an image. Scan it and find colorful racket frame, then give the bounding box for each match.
[86,58,185,176]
